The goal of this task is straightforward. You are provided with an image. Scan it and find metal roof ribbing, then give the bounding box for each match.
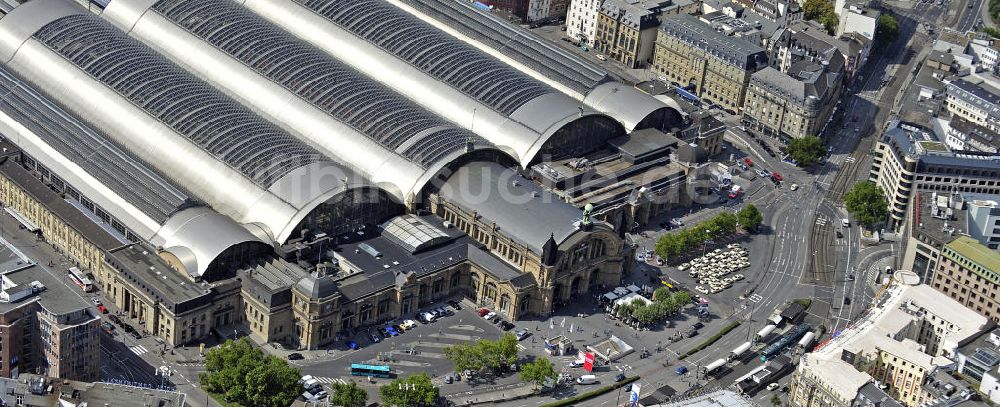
[292,0,554,116]
[0,66,193,223]
[400,0,610,94]
[32,13,326,187]
[152,0,490,168]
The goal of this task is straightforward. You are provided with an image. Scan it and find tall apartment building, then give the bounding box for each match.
[869,120,1000,229]
[480,0,567,22]
[566,0,603,46]
[790,272,989,407]
[932,236,1000,321]
[743,31,845,142]
[944,116,1000,154]
[653,13,769,113]
[594,0,675,68]
[947,80,1000,133]
[0,264,100,382]
[837,5,879,41]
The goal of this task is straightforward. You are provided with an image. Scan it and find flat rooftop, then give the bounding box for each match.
[105,244,212,311]
[910,191,969,247]
[946,235,1000,274]
[0,157,126,251]
[334,218,530,302]
[0,374,186,407]
[1,263,92,318]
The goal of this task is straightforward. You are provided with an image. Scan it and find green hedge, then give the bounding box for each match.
[677,321,742,360]
[793,298,812,309]
[539,376,640,407]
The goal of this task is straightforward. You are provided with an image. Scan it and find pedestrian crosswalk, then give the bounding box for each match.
[313,377,351,385]
[129,345,149,356]
[516,344,526,352]
[815,217,828,226]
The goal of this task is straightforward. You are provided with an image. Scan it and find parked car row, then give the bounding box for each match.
[478,308,516,331]
[106,314,141,340]
[362,302,460,346]
[299,375,327,403]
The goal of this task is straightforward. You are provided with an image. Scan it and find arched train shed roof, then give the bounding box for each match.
[0,0,377,243]
[240,0,620,168]
[102,0,505,202]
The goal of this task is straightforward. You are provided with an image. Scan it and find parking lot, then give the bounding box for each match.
[299,298,531,391]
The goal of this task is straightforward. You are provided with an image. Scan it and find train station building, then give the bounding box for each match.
[0,0,693,352]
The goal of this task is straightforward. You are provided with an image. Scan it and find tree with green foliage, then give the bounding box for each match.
[329,381,368,407]
[802,0,832,19]
[818,12,839,34]
[520,357,558,390]
[844,181,888,227]
[877,15,900,46]
[379,373,439,407]
[786,135,827,167]
[199,338,301,407]
[802,0,838,34]
[673,290,692,306]
[655,232,684,259]
[771,394,783,407]
[444,333,519,374]
[443,342,485,373]
[737,204,764,232]
[616,301,635,319]
[653,287,672,302]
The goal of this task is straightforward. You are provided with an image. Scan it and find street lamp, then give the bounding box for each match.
[701,230,711,257]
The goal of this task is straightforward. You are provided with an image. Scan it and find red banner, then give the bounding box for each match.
[583,352,595,372]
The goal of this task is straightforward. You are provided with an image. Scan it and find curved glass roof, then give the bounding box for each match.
[150,0,490,168]
[382,214,452,253]
[0,66,193,223]
[292,0,555,116]
[32,14,326,187]
[401,0,610,94]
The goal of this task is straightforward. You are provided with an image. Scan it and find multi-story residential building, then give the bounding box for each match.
[869,120,1000,229]
[750,0,802,25]
[932,236,1000,320]
[970,38,1000,74]
[790,271,990,407]
[566,0,603,45]
[653,13,769,113]
[479,0,568,22]
[594,0,675,68]
[944,117,1000,154]
[837,5,879,41]
[957,328,1000,404]
[743,27,844,142]
[947,80,1000,133]
[0,373,186,406]
[0,263,100,382]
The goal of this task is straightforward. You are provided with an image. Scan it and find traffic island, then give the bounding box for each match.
[539,376,640,407]
[677,321,741,360]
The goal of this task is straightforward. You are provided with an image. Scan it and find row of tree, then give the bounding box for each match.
[654,205,762,261]
[443,333,520,375]
[613,288,692,328]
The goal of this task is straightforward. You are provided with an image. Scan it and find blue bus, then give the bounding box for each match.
[350,363,391,378]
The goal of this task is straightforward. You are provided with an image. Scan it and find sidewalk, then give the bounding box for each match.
[446,382,536,406]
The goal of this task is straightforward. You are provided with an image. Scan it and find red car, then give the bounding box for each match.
[478,308,490,317]
[743,157,754,167]
[97,304,108,314]
[771,172,783,182]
